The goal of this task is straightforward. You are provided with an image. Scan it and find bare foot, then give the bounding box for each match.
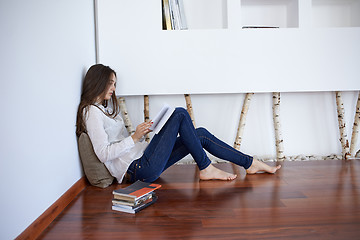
[246,158,281,174]
[199,164,237,181]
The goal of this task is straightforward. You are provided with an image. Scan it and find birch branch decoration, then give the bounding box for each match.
[184,94,196,128]
[234,93,254,150]
[350,91,360,156]
[335,91,351,159]
[144,95,150,143]
[273,92,285,161]
[118,97,135,135]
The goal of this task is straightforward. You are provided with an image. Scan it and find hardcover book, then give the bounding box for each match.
[112,180,161,203]
[112,192,154,207]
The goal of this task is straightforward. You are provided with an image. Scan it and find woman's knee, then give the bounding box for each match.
[174,107,188,115]
[173,107,190,120]
[196,127,210,137]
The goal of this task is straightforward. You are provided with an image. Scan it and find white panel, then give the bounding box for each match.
[241,0,299,28]
[98,0,360,96]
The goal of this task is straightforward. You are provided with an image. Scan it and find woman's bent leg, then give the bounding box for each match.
[130,108,212,182]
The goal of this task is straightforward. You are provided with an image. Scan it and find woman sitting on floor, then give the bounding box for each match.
[76,64,281,183]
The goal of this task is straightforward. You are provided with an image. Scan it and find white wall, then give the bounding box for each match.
[0,0,95,239]
[123,91,359,161]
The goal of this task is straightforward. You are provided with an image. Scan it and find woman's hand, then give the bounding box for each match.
[131,121,153,143]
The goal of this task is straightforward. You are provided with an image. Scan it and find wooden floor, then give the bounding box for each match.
[38,160,360,240]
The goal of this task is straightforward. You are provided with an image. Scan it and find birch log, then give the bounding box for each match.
[144,95,150,142]
[350,91,360,156]
[272,92,285,161]
[184,94,196,128]
[118,97,135,135]
[234,93,254,150]
[335,91,351,159]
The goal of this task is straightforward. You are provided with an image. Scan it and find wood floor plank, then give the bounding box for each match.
[38,160,360,240]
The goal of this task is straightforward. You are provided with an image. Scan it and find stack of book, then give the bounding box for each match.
[162,0,187,30]
[112,180,161,214]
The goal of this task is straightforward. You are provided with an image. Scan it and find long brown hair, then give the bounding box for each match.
[76,64,120,137]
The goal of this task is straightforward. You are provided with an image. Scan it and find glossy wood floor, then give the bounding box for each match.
[38,160,360,240]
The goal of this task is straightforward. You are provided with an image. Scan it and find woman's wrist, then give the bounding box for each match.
[131,135,139,143]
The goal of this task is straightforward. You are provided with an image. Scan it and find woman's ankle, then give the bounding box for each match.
[199,164,237,181]
[246,159,281,174]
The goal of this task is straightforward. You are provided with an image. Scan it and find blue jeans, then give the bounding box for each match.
[127,107,253,182]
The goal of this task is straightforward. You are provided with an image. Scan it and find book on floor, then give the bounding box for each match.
[112,180,161,203]
[112,192,154,207]
[112,193,158,214]
[149,104,175,134]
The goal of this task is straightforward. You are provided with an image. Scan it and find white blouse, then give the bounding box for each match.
[84,104,148,183]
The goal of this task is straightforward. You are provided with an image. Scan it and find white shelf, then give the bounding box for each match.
[166,0,360,29]
[312,0,360,27]
[241,0,299,28]
[167,0,300,30]
[182,0,228,29]
[97,0,360,95]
